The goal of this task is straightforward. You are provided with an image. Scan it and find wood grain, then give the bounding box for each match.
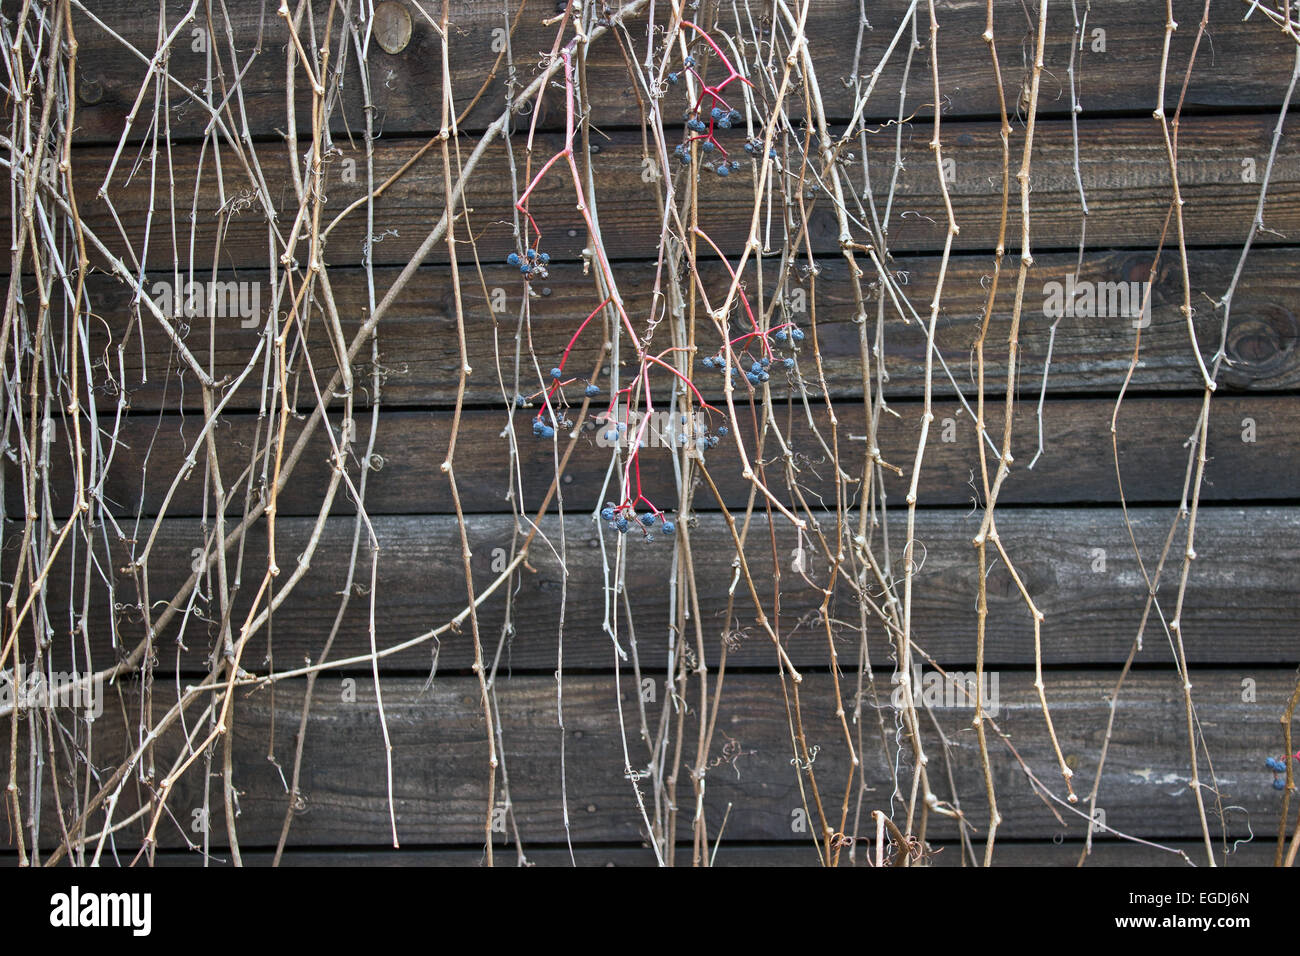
[18,394,1300,519]
[11,506,1298,674]
[63,1,1300,142]
[20,115,1299,275]
[67,247,1300,413]
[10,670,1296,849]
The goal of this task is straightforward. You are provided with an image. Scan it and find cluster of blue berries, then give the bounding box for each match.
[743,138,779,160]
[771,325,805,347]
[600,503,676,542]
[709,106,744,130]
[700,352,789,386]
[696,423,728,450]
[506,248,550,281]
[699,353,740,384]
[664,67,749,178]
[665,56,696,86]
[672,140,743,178]
[700,333,801,387]
[1265,755,1292,791]
[531,414,573,439]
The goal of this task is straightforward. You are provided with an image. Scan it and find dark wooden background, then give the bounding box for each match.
[3,0,1299,866]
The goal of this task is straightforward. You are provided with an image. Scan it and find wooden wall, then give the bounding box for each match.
[3,0,1299,866]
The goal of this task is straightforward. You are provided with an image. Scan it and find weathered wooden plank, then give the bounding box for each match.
[11,506,1298,674]
[8,670,1296,849]
[62,1,1300,142]
[19,394,1300,519]
[23,115,1300,272]
[71,248,1300,413]
[9,839,1273,867]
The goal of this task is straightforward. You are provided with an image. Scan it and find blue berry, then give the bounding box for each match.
[507,252,521,266]
[515,395,527,408]
[702,140,715,153]
[729,110,742,124]
[668,72,680,85]
[585,384,600,397]
[706,436,719,448]
[687,118,707,133]
[679,152,691,165]
[550,367,563,380]
[717,426,728,437]
[640,513,655,527]
[769,147,777,159]
[791,327,805,341]
[773,329,788,342]
[759,357,771,368]
[1267,757,1285,772]
[701,357,715,369]
[744,142,756,154]
[526,248,537,259]
[710,107,724,121]
[684,56,696,68]
[662,520,675,535]
[717,118,731,129]
[716,165,730,177]
[520,263,532,274]
[540,252,551,264]
[604,429,619,442]
[616,517,629,533]
[759,371,769,382]
[750,360,763,374]
[601,507,615,522]
[1274,778,1287,791]
[746,371,760,385]
[783,357,795,369]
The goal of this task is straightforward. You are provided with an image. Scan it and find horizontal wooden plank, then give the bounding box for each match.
[19,394,1300,519]
[10,506,1299,674]
[8,670,1297,850]
[62,1,1300,142]
[7,839,1275,867]
[23,115,1300,274]
[70,247,1300,413]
